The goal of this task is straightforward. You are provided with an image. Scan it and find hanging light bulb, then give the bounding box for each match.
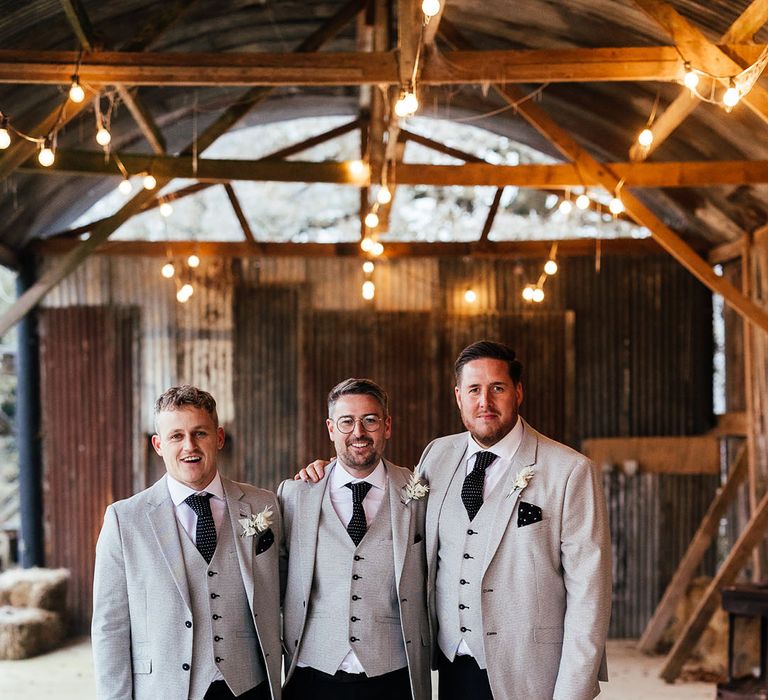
[118,177,132,195]
[544,259,558,275]
[422,0,441,17]
[394,89,418,117]
[360,237,375,252]
[176,288,190,303]
[576,193,590,210]
[347,160,368,181]
[364,211,379,228]
[464,288,477,303]
[362,280,375,300]
[96,126,111,146]
[532,288,545,303]
[143,173,157,190]
[181,283,193,297]
[683,64,699,91]
[160,201,173,217]
[609,196,625,216]
[723,81,740,110]
[371,241,385,257]
[558,199,573,215]
[362,261,374,274]
[522,285,536,302]
[38,138,55,167]
[187,254,200,268]
[377,186,392,205]
[69,77,85,103]
[0,117,9,150]
[638,128,654,147]
[161,262,175,279]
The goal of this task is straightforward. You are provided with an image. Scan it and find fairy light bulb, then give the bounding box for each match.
[362,261,374,274]
[558,199,573,215]
[609,196,625,216]
[377,186,392,205]
[544,259,558,275]
[638,128,653,147]
[464,288,477,303]
[95,126,111,146]
[360,237,375,252]
[576,193,590,210]
[160,202,173,217]
[176,288,189,303]
[143,173,157,190]
[683,65,699,91]
[723,82,740,109]
[38,139,55,167]
[532,288,545,303]
[187,254,200,268]
[371,241,384,257]
[422,0,441,17]
[161,262,175,279]
[181,283,193,297]
[69,78,85,103]
[364,211,379,228]
[118,178,132,195]
[348,160,368,181]
[0,119,9,150]
[362,280,375,300]
[522,285,535,302]
[394,90,418,117]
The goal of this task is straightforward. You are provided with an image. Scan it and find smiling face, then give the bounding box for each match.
[455,357,523,448]
[151,406,225,490]
[326,393,391,478]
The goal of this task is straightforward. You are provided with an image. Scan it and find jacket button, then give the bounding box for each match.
[214,635,222,642]
[352,574,361,580]
[351,616,359,622]
[211,593,219,599]
[354,555,362,561]
[212,614,220,620]
[185,620,192,628]
[352,595,360,601]
[461,626,469,633]
[208,571,217,577]
[463,553,471,559]
[459,604,467,610]
[182,663,190,671]
[460,579,468,585]
[467,529,475,535]
[350,637,358,643]
[215,656,222,663]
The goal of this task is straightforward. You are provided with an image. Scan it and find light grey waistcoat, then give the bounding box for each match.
[178,506,266,699]
[297,484,408,676]
[436,466,508,669]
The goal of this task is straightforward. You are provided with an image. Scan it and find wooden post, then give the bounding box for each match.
[637,445,747,653]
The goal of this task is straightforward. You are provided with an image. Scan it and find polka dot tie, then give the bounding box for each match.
[461,451,497,521]
[184,493,217,564]
[345,481,373,546]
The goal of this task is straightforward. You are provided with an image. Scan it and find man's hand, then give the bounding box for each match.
[294,459,331,482]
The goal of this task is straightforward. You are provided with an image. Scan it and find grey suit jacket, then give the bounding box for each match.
[91,475,282,700]
[277,460,431,700]
[418,419,611,700]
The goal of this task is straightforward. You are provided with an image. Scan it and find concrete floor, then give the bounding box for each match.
[0,638,715,699]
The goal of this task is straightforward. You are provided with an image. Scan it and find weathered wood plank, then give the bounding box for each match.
[582,436,720,475]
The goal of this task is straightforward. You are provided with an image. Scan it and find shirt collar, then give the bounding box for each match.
[166,471,224,506]
[466,416,524,464]
[331,458,388,492]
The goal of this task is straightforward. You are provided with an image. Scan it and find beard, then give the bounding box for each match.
[338,437,380,470]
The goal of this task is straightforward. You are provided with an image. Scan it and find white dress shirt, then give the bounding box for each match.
[166,471,226,544]
[455,418,524,658]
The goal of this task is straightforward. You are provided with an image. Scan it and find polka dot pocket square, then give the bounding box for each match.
[517,501,543,528]
[255,528,274,555]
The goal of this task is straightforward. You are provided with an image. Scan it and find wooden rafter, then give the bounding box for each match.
[439,18,768,335]
[24,150,768,189]
[629,0,768,161]
[0,0,368,337]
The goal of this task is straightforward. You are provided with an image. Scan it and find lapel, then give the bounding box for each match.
[223,477,257,613]
[146,476,191,611]
[386,462,411,591]
[425,435,468,569]
[297,462,333,605]
[481,419,539,572]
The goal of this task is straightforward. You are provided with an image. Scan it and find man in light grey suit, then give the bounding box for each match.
[92,385,282,700]
[278,378,430,700]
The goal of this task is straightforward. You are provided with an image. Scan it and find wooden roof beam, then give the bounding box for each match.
[630,0,768,161]
[223,184,258,246]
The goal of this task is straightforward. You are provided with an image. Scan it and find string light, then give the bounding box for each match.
[683,64,699,91]
[160,201,173,217]
[609,196,625,216]
[180,283,193,297]
[522,285,536,301]
[143,173,157,190]
[394,89,419,117]
[637,128,653,147]
[377,186,392,205]
[364,211,379,228]
[347,160,368,181]
[118,177,132,195]
[532,288,545,303]
[544,259,558,275]
[558,199,573,215]
[360,237,375,252]
[96,126,111,146]
[187,254,200,268]
[69,77,85,103]
[362,280,375,300]
[38,138,55,167]
[576,193,590,210]
[422,0,441,18]
[362,261,374,274]
[161,262,175,279]
[723,80,740,110]
[371,241,384,257]
[464,288,477,303]
[0,117,9,150]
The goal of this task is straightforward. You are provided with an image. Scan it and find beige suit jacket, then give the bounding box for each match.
[417,419,611,700]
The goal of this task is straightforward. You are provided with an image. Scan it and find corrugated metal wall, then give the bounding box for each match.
[38,305,137,633]
[38,251,716,635]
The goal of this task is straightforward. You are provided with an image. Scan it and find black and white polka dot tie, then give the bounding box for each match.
[461,451,497,521]
[184,493,217,563]
[345,481,373,546]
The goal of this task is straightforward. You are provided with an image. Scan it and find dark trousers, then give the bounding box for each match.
[204,680,270,700]
[284,665,412,700]
[437,652,493,700]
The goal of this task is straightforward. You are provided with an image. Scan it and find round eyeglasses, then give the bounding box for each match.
[335,415,383,434]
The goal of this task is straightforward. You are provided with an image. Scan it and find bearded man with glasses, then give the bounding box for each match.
[277,378,431,700]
